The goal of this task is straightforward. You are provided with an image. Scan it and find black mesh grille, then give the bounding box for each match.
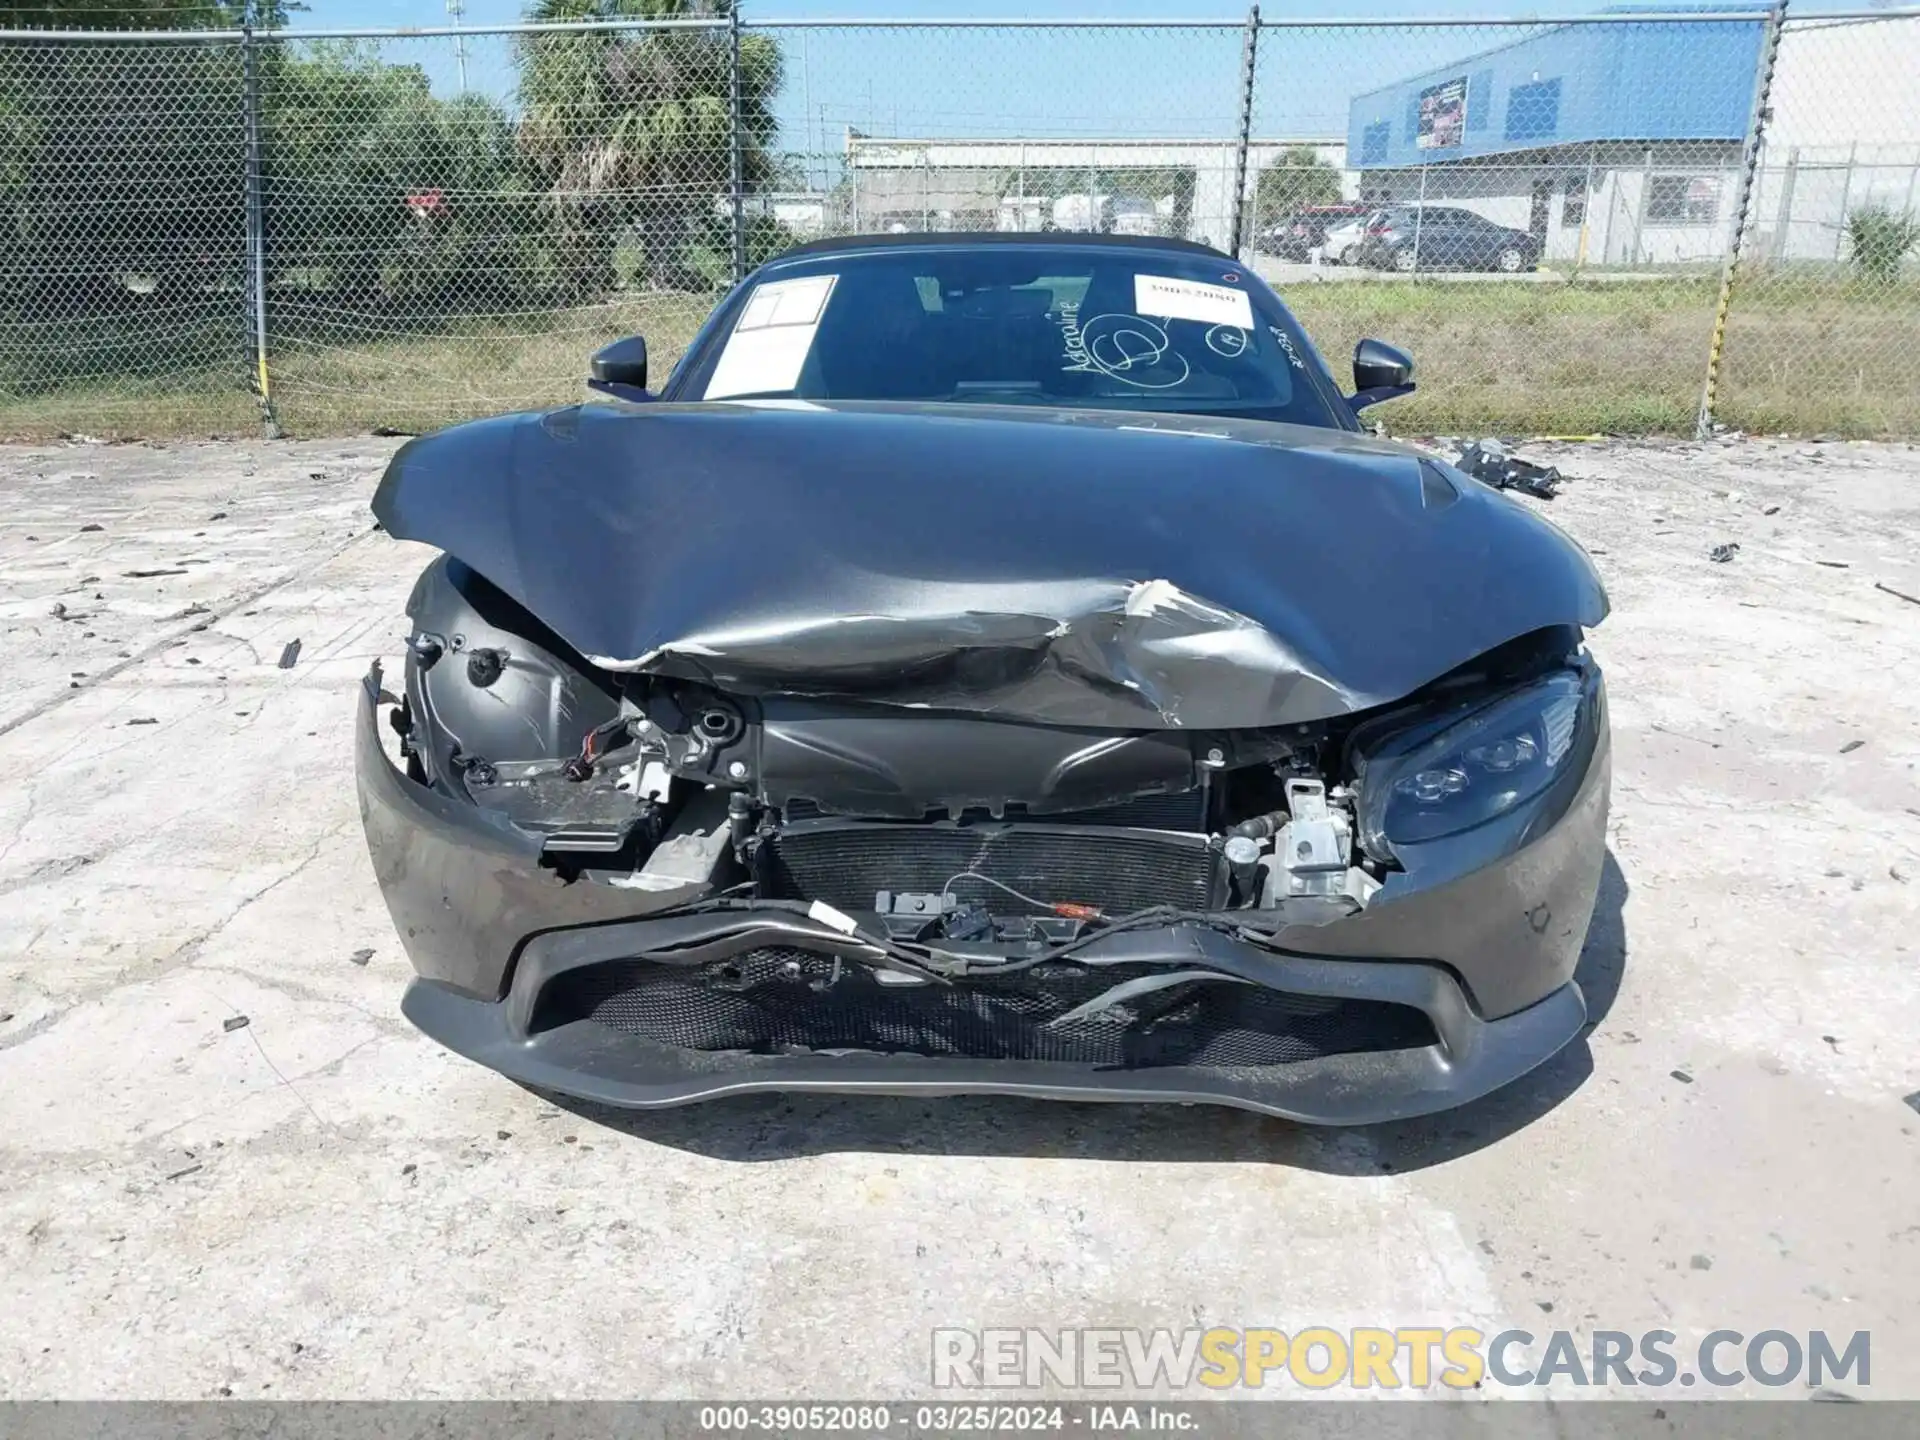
[762,821,1223,914]
[782,789,1208,830]
[539,948,1437,1069]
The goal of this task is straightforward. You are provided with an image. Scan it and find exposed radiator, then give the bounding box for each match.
[781,786,1209,830]
[760,819,1225,915]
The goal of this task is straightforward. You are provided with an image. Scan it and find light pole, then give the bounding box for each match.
[447,0,469,95]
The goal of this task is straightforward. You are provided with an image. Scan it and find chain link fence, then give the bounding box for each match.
[0,33,255,434]
[255,19,753,432]
[0,6,1915,440]
[1723,9,1920,435]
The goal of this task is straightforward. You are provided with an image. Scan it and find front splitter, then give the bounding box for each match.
[401,965,1585,1126]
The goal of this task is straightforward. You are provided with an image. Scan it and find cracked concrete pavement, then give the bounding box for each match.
[1,433,1917,1400]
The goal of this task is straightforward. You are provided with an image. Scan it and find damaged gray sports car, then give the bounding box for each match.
[357,233,1609,1123]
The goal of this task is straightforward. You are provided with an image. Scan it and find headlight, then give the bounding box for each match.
[1356,671,1586,859]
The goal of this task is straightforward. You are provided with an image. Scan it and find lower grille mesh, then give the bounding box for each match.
[539,948,1437,1069]
[762,822,1223,914]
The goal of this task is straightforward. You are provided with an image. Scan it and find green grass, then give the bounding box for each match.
[260,293,715,436]
[0,381,263,441]
[0,292,715,442]
[1285,272,1920,438]
[0,304,265,441]
[2,274,1916,442]
[1710,275,1920,437]
[1284,277,1719,436]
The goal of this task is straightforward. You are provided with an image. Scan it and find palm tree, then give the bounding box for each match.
[0,2,297,22]
[517,0,781,295]
[1252,146,1343,233]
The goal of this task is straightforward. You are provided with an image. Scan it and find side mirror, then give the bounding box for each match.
[589,335,649,398]
[1350,338,1415,413]
[1353,337,1413,392]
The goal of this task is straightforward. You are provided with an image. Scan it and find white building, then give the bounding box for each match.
[819,11,1918,269]
[842,135,1347,250]
[1346,9,1920,268]
[1751,12,1920,260]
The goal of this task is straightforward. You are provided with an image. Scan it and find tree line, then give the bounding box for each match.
[0,0,784,319]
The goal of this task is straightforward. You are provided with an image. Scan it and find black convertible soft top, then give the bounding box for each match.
[768,231,1235,264]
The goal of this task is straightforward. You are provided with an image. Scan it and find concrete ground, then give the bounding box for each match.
[1,432,1917,1401]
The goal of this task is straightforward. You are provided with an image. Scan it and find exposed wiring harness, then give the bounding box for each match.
[938,870,1103,921]
[563,716,635,782]
[642,893,1273,983]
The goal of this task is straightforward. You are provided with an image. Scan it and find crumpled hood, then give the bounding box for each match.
[372,399,1606,729]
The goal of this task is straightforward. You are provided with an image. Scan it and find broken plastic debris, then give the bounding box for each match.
[1454,439,1562,500]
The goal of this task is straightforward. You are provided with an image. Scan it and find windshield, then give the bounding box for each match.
[682,245,1349,430]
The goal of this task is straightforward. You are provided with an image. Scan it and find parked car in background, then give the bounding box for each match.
[1349,205,1541,273]
[1051,192,1113,233]
[1320,210,1372,264]
[1260,203,1369,261]
[1110,196,1163,236]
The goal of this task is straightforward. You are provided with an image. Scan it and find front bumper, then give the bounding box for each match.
[358,665,1610,1124]
[402,945,1585,1125]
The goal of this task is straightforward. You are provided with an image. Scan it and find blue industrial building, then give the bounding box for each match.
[1346,11,1767,265]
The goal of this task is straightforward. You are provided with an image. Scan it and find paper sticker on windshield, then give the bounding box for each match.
[1134,274,1252,330]
[706,273,837,400]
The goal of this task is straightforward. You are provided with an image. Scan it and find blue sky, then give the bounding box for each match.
[288,1,1805,159]
[313,0,1656,24]
[308,0,1856,25]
